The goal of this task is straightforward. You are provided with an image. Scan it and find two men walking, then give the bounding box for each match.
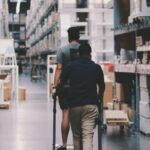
[53,27,105,150]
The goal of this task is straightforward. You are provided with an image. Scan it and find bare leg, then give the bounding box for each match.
[61,108,70,147]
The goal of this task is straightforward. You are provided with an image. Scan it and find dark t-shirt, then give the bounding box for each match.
[61,58,105,108]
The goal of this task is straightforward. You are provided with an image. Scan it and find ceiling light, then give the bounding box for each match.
[16,0,21,14]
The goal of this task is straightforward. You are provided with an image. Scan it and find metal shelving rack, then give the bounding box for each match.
[114,0,137,132]
[114,0,150,133]
[47,55,56,102]
[0,39,19,104]
[30,22,58,47]
[26,0,59,80]
[26,0,58,54]
[27,0,114,60]
[26,0,58,38]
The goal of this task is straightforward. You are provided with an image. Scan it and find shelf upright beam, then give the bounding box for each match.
[47,55,57,102]
[134,30,140,132]
[47,55,50,102]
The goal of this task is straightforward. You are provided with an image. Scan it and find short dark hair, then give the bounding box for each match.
[79,43,92,56]
[67,26,80,41]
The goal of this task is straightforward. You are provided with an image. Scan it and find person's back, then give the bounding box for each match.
[57,42,80,70]
[65,58,103,108]
[53,26,80,150]
[60,43,105,150]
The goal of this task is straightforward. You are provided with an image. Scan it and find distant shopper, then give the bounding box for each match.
[53,26,80,150]
[60,43,105,150]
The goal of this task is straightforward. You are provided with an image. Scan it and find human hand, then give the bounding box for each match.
[52,87,57,99]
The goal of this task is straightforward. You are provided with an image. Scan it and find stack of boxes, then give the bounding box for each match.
[117,83,133,121]
[0,74,12,109]
[26,0,40,29]
[106,83,133,121]
[101,64,114,108]
[19,87,26,101]
[3,75,11,101]
[26,9,60,54]
[139,75,150,134]
[103,81,113,108]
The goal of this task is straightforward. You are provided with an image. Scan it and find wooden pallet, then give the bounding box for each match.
[0,102,10,109]
[104,110,129,126]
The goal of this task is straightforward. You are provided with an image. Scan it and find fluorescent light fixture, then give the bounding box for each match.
[16,0,21,14]
[104,0,111,3]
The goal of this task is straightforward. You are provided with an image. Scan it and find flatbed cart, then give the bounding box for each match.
[96,101,131,150]
[103,110,131,130]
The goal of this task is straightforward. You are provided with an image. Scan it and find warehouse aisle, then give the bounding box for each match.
[0,75,51,150]
[0,74,73,150]
[0,75,150,150]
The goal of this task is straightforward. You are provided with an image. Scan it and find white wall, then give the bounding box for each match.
[59,12,76,47]
[58,0,114,62]
[90,10,114,61]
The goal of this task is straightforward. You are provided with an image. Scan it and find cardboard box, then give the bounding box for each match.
[128,106,134,121]
[140,101,150,119]
[139,75,150,88]
[107,102,113,109]
[116,83,124,101]
[140,88,150,103]
[19,87,26,101]
[0,80,4,103]
[3,75,11,88]
[121,103,128,114]
[107,102,120,110]
[136,36,143,47]
[0,74,12,101]
[103,82,113,107]
[4,80,11,88]
[3,87,11,101]
[140,116,150,134]
[121,103,134,121]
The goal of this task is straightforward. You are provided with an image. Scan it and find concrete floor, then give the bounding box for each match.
[0,75,150,150]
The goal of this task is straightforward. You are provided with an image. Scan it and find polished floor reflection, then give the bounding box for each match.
[0,75,149,150]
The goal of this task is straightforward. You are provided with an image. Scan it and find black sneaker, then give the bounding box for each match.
[57,146,66,150]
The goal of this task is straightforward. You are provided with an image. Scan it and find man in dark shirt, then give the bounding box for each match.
[60,43,105,150]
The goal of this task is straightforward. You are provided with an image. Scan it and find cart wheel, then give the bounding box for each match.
[120,125,124,130]
[103,124,107,131]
